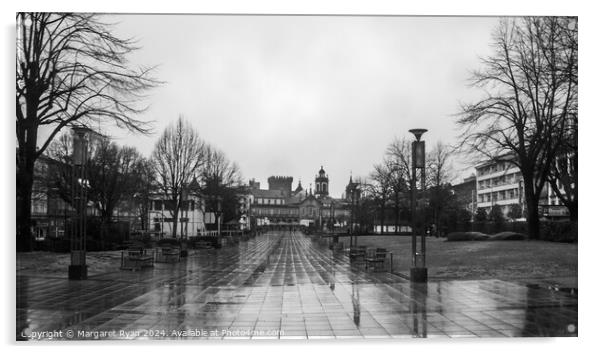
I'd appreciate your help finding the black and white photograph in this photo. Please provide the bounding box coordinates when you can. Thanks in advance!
[9,2,587,346]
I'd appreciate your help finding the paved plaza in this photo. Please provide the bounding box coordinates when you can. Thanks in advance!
[17,232,577,340]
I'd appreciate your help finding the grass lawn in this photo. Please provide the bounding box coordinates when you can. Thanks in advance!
[17,251,124,278]
[345,235,577,288]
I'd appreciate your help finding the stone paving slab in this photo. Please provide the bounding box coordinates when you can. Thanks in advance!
[16,232,577,340]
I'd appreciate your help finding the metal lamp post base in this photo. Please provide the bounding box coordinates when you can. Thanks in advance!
[68,265,88,280]
[410,267,428,283]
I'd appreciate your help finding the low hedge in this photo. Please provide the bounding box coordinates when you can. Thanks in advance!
[540,221,577,243]
[447,220,576,243]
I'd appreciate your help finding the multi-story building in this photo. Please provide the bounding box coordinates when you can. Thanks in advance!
[475,155,525,217]
[474,154,570,219]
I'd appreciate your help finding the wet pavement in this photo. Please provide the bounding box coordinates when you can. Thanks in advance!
[16,231,577,340]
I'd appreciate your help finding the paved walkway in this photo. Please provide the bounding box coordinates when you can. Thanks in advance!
[16,232,577,340]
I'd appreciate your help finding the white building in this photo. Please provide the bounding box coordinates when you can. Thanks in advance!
[148,193,209,238]
[475,154,570,219]
[475,155,524,216]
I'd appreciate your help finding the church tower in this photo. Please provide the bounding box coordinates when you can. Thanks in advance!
[315,166,329,198]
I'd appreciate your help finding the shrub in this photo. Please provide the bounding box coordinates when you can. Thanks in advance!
[540,221,577,243]
[489,205,505,225]
[508,204,523,220]
[447,232,490,241]
[490,231,527,241]
[475,208,488,222]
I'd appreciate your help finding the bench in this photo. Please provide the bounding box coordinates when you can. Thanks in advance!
[365,248,388,272]
[194,240,213,249]
[120,248,154,270]
[349,245,367,263]
[155,247,181,263]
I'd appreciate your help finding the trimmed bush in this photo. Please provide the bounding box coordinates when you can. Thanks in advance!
[490,231,527,241]
[447,232,490,241]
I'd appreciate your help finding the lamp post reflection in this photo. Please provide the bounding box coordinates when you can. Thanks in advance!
[410,282,428,338]
[352,275,361,327]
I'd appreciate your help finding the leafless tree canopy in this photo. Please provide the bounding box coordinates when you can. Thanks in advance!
[16,13,159,157]
[16,13,159,249]
[456,17,578,234]
[151,117,207,238]
[426,141,453,188]
[47,133,145,224]
[201,146,243,190]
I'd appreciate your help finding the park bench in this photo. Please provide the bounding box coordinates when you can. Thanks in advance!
[155,247,181,263]
[349,245,367,263]
[194,240,213,249]
[120,247,154,271]
[365,248,388,272]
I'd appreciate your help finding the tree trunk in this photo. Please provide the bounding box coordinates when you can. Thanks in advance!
[380,201,385,234]
[394,193,400,234]
[171,206,179,238]
[568,202,577,222]
[16,166,34,252]
[523,179,541,240]
[16,128,37,252]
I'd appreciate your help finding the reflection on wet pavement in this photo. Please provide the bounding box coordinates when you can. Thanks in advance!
[16,231,577,340]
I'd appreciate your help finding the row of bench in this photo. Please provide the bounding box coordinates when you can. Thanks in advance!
[349,246,389,272]
[119,247,183,271]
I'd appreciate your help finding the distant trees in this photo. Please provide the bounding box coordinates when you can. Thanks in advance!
[508,203,524,221]
[475,208,488,222]
[385,138,412,233]
[16,13,158,250]
[198,146,244,229]
[47,133,145,223]
[366,137,457,235]
[130,158,156,231]
[426,141,454,235]
[489,205,505,226]
[151,117,207,239]
[457,17,578,238]
[367,162,393,233]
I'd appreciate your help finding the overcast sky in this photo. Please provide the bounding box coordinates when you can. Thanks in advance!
[84,15,499,197]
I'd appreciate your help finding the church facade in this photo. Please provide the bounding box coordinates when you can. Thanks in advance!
[248,166,354,230]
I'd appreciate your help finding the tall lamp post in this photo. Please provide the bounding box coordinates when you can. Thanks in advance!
[409,128,428,283]
[69,127,91,280]
[350,183,360,247]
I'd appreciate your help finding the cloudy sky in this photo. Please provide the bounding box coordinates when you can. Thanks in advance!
[95,15,499,197]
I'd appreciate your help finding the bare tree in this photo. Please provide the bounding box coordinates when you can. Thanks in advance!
[545,19,578,221]
[16,13,159,250]
[426,141,454,236]
[386,137,413,233]
[368,163,393,234]
[456,17,577,239]
[198,146,244,226]
[152,117,206,239]
[47,133,144,226]
[130,158,156,231]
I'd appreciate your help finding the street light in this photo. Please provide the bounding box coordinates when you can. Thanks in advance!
[409,128,428,283]
[69,126,91,280]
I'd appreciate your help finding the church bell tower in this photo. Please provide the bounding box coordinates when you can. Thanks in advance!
[315,166,329,198]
